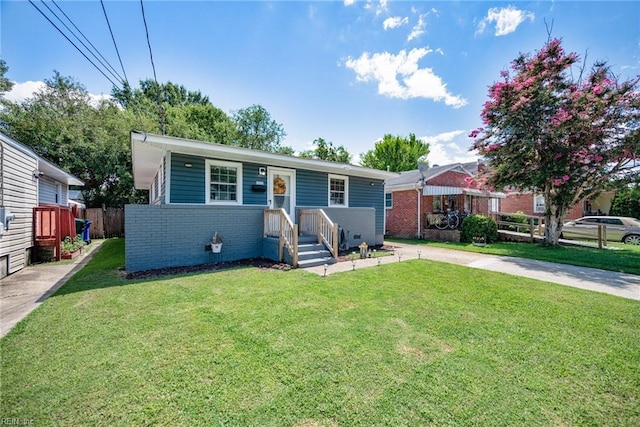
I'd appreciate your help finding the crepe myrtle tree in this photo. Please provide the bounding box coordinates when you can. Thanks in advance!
[469,38,640,245]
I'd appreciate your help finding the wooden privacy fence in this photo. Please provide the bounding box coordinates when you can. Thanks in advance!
[85,207,125,239]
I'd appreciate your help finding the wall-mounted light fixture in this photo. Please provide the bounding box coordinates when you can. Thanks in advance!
[370,182,375,186]
[33,170,44,179]
[184,163,193,168]
[259,167,266,176]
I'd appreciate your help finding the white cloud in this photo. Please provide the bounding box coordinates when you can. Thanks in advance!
[476,6,534,36]
[344,48,467,108]
[3,80,112,107]
[2,80,46,103]
[420,130,478,166]
[364,0,388,16]
[344,0,356,6]
[407,14,427,41]
[383,16,409,30]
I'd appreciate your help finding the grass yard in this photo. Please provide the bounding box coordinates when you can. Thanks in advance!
[387,238,640,275]
[1,239,639,426]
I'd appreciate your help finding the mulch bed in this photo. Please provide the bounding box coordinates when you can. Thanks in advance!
[125,258,291,280]
[125,245,397,280]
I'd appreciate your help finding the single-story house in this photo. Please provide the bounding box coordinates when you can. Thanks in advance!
[126,131,398,272]
[0,132,84,277]
[384,162,505,238]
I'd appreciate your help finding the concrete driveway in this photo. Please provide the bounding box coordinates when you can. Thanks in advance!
[0,240,104,338]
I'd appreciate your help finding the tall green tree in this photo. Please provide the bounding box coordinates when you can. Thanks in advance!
[232,104,288,152]
[0,59,13,95]
[360,133,429,172]
[299,137,352,163]
[0,72,150,207]
[111,79,234,143]
[610,186,640,218]
[111,79,210,109]
[471,39,640,245]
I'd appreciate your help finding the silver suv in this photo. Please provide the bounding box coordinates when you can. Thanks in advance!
[561,216,640,245]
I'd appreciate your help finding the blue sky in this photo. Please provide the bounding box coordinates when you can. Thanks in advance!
[1,1,639,165]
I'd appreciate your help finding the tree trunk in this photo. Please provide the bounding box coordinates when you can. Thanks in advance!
[544,212,564,245]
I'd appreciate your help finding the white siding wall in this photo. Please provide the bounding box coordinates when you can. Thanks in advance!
[0,140,38,275]
[38,176,68,205]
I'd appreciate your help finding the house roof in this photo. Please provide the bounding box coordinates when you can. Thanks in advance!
[385,162,476,191]
[131,131,399,189]
[384,161,505,198]
[0,132,84,186]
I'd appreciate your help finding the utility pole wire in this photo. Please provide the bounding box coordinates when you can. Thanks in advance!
[39,0,124,85]
[50,0,124,85]
[139,0,165,134]
[100,0,129,85]
[28,0,121,89]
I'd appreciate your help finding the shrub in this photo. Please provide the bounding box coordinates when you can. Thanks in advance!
[61,235,86,255]
[461,215,499,243]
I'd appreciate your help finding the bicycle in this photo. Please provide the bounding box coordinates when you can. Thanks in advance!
[434,211,461,230]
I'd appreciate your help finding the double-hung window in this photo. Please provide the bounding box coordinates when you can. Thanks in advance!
[534,194,545,214]
[329,174,348,207]
[385,193,393,209]
[206,160,242,204]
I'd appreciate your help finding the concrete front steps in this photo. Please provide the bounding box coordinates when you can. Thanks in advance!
[296,234,337,268]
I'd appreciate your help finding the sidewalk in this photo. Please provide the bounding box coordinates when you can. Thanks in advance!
[304,241,640,301]
[0,240,104,338]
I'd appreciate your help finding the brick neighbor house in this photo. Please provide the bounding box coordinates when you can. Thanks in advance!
[384,162,505,238]
[499,190,616,220]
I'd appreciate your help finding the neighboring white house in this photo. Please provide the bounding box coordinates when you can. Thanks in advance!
[0,133,83,277]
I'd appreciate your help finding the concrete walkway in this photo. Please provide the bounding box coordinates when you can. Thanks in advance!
[304,241,640,301]
[0,240,104,338]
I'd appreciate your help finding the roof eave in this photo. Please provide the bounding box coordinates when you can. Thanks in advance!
[131,131,399,189]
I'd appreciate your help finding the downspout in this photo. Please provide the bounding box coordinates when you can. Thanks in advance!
[417,186,421,238]
[415,184,421,239]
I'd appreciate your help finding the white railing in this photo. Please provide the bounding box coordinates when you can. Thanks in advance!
[264,209,298,266]
[299,209,338,258]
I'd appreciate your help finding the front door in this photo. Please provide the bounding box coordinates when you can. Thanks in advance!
[268,168,295,216]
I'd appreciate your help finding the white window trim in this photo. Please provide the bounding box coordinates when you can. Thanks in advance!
[489,197,500,213]
[533,194,545,214]
[55,183,62,204]
[328,174,349,207]
[205,159,243,205]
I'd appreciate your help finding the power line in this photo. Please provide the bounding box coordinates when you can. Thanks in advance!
[139,0,165,134]
[28,0,121,89]
[50,0,124,85]
[100,0,129,86]
[38,0,124,85]
[139,0,158,85]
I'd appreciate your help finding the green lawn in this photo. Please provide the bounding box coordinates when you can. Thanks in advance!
[2,239,639,425]
[387,238,640,275]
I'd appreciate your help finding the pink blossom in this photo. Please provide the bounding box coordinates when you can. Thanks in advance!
[562,175,570,181]
[554,153,563,160]
[594,154,603,162]
[593,85,603,95]
[486,144,500,152]
[553,179,563,187]
[468,129,482,138]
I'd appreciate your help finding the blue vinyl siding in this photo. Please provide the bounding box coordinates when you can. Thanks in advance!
[171,154,268,205]
[349,176,385,235]
[243,162,268,205]
[170,154,205,203]
[296,169,328,206]
[169,153,383,234]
